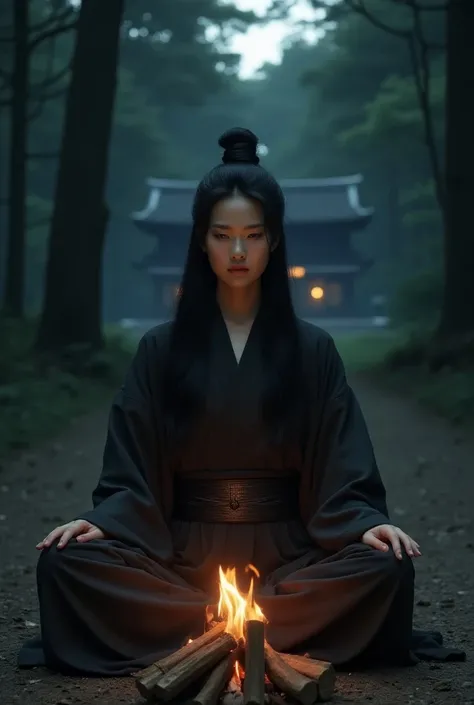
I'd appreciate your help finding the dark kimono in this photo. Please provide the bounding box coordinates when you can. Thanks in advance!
[18,316,465,674]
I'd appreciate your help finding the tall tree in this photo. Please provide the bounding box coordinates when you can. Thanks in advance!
[318,0,474,342]
[1,1,77,317]
[438,0,474,341]
[5,0,28,317]
[37,0,125,352]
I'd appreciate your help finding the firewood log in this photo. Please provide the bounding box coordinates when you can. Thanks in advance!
[264,642,318,705]
[243,620,265,705]
[192,652,237,705]
[135,621,227,700]
[279,654,335,702]
[152,632,237,702]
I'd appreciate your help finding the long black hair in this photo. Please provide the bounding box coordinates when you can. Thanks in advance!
[163,127,304,446]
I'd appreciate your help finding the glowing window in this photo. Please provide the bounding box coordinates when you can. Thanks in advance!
[308,282,343,306]
[310,286,324,300]
[289,266,306,279]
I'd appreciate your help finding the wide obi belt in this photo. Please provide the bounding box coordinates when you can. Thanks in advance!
[172,469,300,524]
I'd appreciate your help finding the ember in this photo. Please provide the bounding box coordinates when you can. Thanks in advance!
[135,565,335,704]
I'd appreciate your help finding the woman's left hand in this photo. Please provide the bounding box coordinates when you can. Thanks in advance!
[362,524,422,560]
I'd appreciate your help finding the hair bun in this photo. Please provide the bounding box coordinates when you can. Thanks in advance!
[218,127,260,166]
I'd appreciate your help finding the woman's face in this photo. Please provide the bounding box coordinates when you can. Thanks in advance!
[205,193,270,289]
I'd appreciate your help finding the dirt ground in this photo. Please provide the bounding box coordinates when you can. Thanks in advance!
[0,377,473,705]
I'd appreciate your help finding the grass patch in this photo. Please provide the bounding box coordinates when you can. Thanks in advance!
[334,329,474,427]
[333,331,399,373]
[0,317,135,460]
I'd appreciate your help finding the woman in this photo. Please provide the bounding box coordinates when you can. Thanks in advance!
[19,128,463,675]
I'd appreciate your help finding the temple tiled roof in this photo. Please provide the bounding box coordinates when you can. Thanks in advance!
[132,176,373,231]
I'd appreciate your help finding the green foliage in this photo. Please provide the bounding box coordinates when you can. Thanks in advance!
[334,52,444,237]
[336,330,474,427]
[413,367,474,424]
[285,0,446,303]
[0,316,134,458]
[333,332,400,373]
[286,1,474,426]
[301,4,416,131]
[400,179,441,227]
[339,71,440,148]
[253,43,321,176]
[115,68,163,132]
[389,269,442,329]
[121,0,258,105]
[338,59,444,167]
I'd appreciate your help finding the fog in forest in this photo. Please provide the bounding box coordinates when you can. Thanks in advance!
[1,0,473,451]
[0,0,454,329]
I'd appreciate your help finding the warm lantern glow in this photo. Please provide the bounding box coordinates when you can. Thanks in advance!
[310,286,324,300]
[217,565,266,642]
[288,266,306,279]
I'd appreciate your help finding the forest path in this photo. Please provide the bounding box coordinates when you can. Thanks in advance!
[0,377,472,705]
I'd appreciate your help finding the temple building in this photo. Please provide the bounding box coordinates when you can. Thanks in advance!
[131,175,374,319]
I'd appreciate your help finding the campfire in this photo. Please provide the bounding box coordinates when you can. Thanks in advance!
[135,564,335,704]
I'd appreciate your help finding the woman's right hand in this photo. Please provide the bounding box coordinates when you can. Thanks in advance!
[36,519,105,550]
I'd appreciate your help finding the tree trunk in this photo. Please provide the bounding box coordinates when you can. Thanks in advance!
[4,0,28,317]
[36,0,124,352]
[436,0,474,340]
[386,161,403,284]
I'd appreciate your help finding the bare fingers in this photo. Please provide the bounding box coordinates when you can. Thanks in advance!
[385,527,403,559]
[397,528,422,558]
[36,520,88,550]
[56,526,79,549]
[363,525,422,561]
[36,525,69,550]
[363,533,390,553]
[76,527,103,543]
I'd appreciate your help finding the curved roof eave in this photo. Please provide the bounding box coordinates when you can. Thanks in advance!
[347,183,374,218]
[145,174,365,191]
[131,176,374,228]
[131,186,161,222]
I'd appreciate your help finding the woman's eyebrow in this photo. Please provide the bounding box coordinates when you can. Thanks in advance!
[211,222,264,229]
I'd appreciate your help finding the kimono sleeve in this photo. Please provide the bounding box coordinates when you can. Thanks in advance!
[305,333,390,552]
[77,332,173,562]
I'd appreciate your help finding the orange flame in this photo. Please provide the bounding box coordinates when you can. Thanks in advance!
[217,564,266,642]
